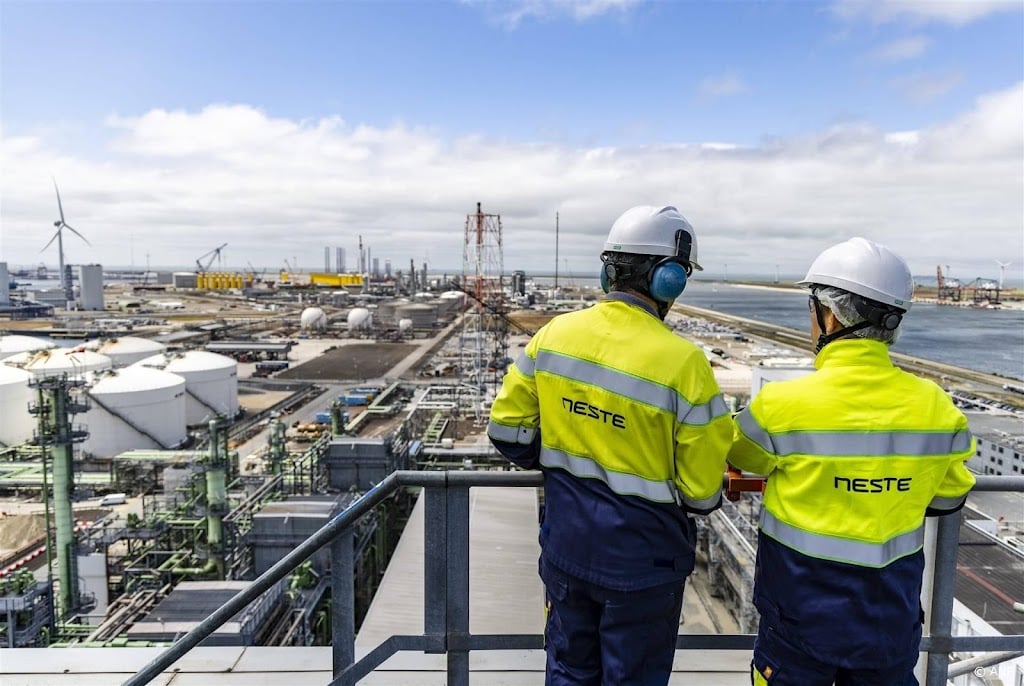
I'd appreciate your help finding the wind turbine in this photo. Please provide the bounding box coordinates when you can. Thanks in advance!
[995,260,1011,289]
[43,178,91,301]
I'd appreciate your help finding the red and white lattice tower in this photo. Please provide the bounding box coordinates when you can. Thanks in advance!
[460,202,507,395]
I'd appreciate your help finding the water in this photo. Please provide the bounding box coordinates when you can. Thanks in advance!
[678,281,1024,381]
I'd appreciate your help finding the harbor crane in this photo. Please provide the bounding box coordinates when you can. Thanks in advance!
[196,243,228,272]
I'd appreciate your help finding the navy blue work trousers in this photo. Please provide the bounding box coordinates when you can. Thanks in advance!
[752,615,919,686]
[540,560,685,686]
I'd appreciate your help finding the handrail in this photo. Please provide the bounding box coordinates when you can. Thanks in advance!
[123,472,1024,686]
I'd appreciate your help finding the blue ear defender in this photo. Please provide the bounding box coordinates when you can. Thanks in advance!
[648,259,688,302]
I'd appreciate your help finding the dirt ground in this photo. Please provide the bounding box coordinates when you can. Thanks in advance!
[276,342,419,381]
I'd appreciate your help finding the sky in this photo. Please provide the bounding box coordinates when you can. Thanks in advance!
[1,0,1022,285]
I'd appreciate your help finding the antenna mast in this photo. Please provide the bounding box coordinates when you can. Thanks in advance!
[555,212,559,289]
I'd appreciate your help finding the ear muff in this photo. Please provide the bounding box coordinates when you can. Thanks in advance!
[600,262,620,293]
[648,259,688,302]
[852,297,904,331]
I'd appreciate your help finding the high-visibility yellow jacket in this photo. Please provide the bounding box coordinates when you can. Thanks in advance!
[488,292,732,589]
[728,337,975,667]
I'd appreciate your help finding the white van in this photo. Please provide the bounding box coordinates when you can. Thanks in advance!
[99,493,127,506]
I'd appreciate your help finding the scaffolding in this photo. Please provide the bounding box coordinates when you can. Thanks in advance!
[459,203,507,403]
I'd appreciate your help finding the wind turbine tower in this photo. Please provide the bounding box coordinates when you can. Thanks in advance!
[44,179,91,303]
[996,260,1011,289]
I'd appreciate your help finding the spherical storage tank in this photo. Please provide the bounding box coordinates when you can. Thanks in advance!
[398,318,414,334]
[0,365,35,446]
[0,335,56,361]
[134,351,238,425]
[89,336,167,367]
[300,307,327,331]
[9,348,113,378]
[347,308,373,332]
[82,367,187,458]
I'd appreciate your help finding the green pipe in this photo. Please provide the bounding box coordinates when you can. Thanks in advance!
[205,419,227,579]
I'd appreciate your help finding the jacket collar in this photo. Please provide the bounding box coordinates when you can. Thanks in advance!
[814,338,894,371]
[603,290,660,319]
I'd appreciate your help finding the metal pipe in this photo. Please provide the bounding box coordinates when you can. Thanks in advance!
[331,530,354,677]
[924,512,961,686]
[124,471,401,686]
[947,651,1024,679]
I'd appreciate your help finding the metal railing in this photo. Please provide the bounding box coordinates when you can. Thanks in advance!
[124,472,1024,686]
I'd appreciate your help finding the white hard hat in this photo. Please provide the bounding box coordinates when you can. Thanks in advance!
[797,237,913,310]
[604,205,702,271]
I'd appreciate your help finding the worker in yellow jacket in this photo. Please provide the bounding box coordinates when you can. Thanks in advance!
[488,206,732,685]
[728,237,975,686]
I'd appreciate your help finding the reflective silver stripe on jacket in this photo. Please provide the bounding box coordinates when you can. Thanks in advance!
[681,490,722,512]
[928,494,967,511]
[738,411,972,457]
[540,446,676,503]
[514,351,535,377]
[760,509,924,567]
[487,421,536,445]
[534,350,729,425]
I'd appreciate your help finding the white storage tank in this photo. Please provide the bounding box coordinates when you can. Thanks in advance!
[0,335,56,361]
[134,350,238,425]
[89,337,167,367]
[9,348,113,378]
[77,264,104,310]
[300,307,327,331]
[395,303,438,329]
[375,301,401,324]
[398,318,414,333]
[82,367,187,457]
[0,365,35,447]
[347,308,373,332]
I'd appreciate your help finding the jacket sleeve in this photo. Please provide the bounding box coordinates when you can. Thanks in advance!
[487,340,541,470]
[727,395,779,477]
[674,366,733,515]
[926,422,976,517]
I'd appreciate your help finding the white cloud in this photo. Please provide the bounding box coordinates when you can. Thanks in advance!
[463,0,641,28]
[890,70,965,104]
[833,0,1022,26]
[697,73,749,103]
[1,84,1021,280]
[868,35,930,62]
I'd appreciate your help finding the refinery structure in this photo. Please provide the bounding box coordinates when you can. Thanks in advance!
[1,204,1023,684]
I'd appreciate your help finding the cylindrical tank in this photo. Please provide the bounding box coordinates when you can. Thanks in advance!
[89,336,167,367]
[300,307,327,331]
[347,307,373,331]
[398,318,414,333]
[395,303,438,329]
[9,348,113,378]
[82,367,187,457]
[375,301,400,324]
[0,365,35,446]
[134,350,238,425]
[0,335,56,361]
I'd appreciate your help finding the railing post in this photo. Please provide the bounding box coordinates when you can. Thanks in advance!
[925,512,961,686]
[332,529,355,681]
[446,483,470,686]
[424,481,447,653]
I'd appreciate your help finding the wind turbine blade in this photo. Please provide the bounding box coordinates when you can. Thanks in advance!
[52,177,66,224]
[41,230,60,253]
[63,223,92,246]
